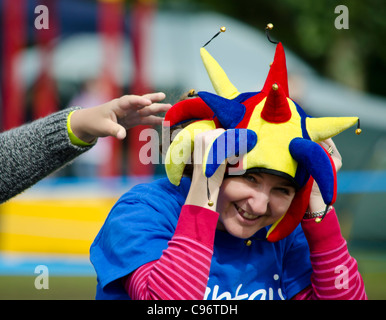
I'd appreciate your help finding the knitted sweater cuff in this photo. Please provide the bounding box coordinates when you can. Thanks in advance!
[0,107,93,203]
[41,107,91,152]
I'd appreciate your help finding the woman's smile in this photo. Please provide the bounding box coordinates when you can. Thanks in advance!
[234,203,262,222]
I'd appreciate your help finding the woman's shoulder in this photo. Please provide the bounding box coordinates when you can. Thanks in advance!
[115,176,191,209]
[93,177,192,246]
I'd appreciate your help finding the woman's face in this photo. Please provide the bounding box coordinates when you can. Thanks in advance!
[216,172,296,239]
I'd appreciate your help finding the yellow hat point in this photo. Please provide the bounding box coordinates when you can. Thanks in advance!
[266,23,274,30]
[306,117,359,142]
[200,47,240,99]
[220,26,226,32]
[272,83,279,91]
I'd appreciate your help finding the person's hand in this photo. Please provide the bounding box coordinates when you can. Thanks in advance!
[70,92,171,143]
[308,138,342,213]
[185,129,227,211]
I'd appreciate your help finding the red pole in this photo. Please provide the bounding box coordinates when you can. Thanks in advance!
[1,0,26,130]
[97,0,124,176]
[33,0,59,120]
[98,0,123,100]
[128,0,157,176]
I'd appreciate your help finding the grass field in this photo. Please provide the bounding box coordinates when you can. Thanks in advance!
[354,250,386,300]
[0,275,96,300]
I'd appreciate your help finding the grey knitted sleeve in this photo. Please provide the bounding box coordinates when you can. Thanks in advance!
[0,107,93,203]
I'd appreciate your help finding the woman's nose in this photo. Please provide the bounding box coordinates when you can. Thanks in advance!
[247,190,270,215]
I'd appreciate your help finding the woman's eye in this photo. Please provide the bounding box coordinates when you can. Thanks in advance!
[275,188,291,195]
[243,174,257,183]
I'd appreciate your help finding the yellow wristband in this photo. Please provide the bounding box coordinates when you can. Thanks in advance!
[67,110,94,147]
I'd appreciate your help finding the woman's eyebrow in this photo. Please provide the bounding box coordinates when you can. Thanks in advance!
[247,172,295,189]
[277,181,296,189]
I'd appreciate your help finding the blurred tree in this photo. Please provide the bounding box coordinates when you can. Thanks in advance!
[155,0,385,98]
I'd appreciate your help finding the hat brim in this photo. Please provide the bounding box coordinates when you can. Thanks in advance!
[225,167,300,190]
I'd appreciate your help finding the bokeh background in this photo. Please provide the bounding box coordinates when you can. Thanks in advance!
[0,0,385,299]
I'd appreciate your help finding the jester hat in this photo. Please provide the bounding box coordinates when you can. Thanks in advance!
[163,31,359,242]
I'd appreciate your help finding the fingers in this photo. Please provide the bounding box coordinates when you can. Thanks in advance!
[117,95,152,110]
[320,138,342,172]
[80,92,170,141]
[116,93,171,117]
[320,138,338,153]
[137,115,165,126]
[137,103,171,117]
[136,92,171,116]
[115,124,127,140]
[142,92,166,103]
[192,129,227,189]
[118,92,168,110]
[102,120,127,140]
[138,103,171,117]
[112,92,171,130]
[194,129,225,161]
[193,129,226,176]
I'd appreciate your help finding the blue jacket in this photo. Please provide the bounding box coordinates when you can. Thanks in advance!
[90,177,312,300]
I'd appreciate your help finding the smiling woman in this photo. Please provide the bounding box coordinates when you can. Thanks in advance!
[90,29,366,300]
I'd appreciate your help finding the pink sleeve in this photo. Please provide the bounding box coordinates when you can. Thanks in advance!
[124,204,219,300]
[292,208,367,300]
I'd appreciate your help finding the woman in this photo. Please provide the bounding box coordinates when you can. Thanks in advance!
[90,41,366,300]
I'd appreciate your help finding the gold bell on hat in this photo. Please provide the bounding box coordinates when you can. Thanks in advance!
[355,119,362,135]
[203,26,227,48]
[188,89,196,97]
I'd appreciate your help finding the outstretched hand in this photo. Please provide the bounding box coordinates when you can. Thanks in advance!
[70,92,172,143]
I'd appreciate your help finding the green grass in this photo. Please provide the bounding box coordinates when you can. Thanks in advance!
[361,272,386,299]
[0,276,96,300]
[354,250,386,300]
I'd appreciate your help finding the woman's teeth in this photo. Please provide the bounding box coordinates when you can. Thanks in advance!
[236,205,259,220]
